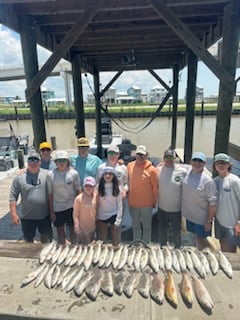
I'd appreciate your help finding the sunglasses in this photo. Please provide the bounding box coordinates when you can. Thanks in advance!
[136,153,145,157]
[56,159,67,163]
[108,151,118,156]
[192,158,204,163]
[78,146,89,149]
[28,158,40,163]
[164,156,174,160]
[41,148,51,152]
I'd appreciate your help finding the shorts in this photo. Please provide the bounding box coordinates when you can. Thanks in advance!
[98,215,117,225]
[186,219,211,238]
[215,219,240,247]
[21,216,52,242]
[54,208,74,227]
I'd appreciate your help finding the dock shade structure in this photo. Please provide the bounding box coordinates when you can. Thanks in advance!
[0,0,239,157]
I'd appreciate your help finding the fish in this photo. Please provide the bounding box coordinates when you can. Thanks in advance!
[85,269,104,301]
[98,244,109,268]
[51,264,61,288]
[92,241,102,264]
[149,247,160,273]
[112,245,123,269]
[198,251,210,274]
[21,263,48,287]
[154,246,165,271]
[69,245,82,267]
[164,271,178,308]
[179,271,194,306]
[218,250,233,279]
[39,241,57,264]
[45,241,58,262]
[150,273,165,305]
[123,271,138,298]
[77,245,88,267]
[105,246,114,268]
[51,245,63,265]
[114,271,126,295]
[61,268,79,291]
[204,247,219,275]
[34,264,50,288]
[140,248,149,271]
[44,264,57,289]
[65,267,84,293]
[64,245,78,267]
[118,245,129,270]
[57,244,70,265]
[127,246,136,268]
[133,247,142,271]
[188,248,206,279]
[74,271,93,297]
[137,272,151,299]
[101,270,114,296]
[175,249,187,272]
[56,266,71,287]
[183,250,194,271]
[171,250,181,273]
[83,244,94,271]
[192,275,214,310]
[163,247,172,271]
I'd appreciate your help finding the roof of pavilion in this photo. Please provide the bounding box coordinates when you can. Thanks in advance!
[0,0,232,74]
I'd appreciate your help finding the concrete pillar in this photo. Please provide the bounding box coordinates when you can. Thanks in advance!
[184,50,198,163]
[19,15,46,149]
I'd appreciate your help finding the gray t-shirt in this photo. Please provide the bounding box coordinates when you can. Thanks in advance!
[182,170,217,225]
[9,168,49,220]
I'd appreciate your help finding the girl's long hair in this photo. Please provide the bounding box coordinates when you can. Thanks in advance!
[98,174,120,197]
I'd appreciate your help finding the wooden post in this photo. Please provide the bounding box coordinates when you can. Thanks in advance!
[71,53,85,138]
[93,69,103,159]
[171,64,179,149]
[17,149,24,169]
[184,50,198,163]
[50,136,57,150]
[19,15,46,149]
[214,0,240,155]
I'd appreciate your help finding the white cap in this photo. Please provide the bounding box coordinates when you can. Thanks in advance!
[136,145,147,155]
[54,150,69,161]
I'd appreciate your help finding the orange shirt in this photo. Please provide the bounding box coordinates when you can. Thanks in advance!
[127,160,158,208]
[73,192,97,234]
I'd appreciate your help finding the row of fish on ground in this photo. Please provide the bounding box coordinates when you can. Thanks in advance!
[34,240,233,279]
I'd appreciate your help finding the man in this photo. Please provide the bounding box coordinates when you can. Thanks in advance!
[157,148,187,248]
[213,153,240,252]
[9,150,52,243]
[39,141,56,170]
[127,145,158,243]
[181,151,217,250]
[70,137,102,185]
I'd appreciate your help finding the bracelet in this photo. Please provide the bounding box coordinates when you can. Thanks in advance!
[207,219,213,224]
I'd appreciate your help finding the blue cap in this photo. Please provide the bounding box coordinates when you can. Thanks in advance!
[191,152,206,162]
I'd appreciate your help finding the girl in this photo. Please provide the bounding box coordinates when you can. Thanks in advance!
[97,166,122,246]
[73,176,97,244]
[47,150,81,244]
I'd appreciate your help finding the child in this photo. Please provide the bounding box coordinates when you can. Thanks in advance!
[97,166,122,246]
[73,176,97,244]
[46,150,81,244]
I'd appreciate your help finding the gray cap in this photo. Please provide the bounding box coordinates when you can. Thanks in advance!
[164,149,176,158]
[28,150,41,160]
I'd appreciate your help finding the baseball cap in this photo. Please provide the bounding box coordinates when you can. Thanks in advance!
[191,151,206,162]
[136,145,147,155]
[54,150,69,161]
[39,141,52,150]
[83,176,96,186]
[77,137,89,147]
[102,166,117,176]
[164,148,176,158]
[107,145,119,153]
[214,153,230,163]
[28,150,41,160]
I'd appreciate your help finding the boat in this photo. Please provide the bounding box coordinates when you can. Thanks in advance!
[89,117,136,163]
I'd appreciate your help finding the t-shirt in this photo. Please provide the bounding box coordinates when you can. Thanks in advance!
[9,168,49,220]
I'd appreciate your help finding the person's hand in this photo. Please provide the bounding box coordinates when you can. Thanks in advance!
[50,212,56,222]
[204,221,212,232]
[234,221,240,236]
[11,213,20,225]
[17,168,26,175]
[121,189,127,199]
[113,224,120,231]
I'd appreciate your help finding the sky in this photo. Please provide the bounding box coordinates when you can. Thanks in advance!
[0,24,239,101]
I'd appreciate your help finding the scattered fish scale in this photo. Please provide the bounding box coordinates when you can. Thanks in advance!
[164,271,178,308]
[163,247,172,271]
[74,271,93,297]
[114,271,126,295]
[218,250,233,279]
[101,270,114,296]
[179,271,194,306]
[192,275,214,310]
[137,272,151,299]
[85,269,104,301]
[150,273,165,305]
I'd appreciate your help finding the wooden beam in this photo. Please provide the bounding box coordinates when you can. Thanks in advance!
[100,71,123,97]
[25,0,106,101]
[148,69,170,90]
[147,0,235,94]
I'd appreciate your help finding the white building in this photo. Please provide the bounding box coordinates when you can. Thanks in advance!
[149,85,166,104]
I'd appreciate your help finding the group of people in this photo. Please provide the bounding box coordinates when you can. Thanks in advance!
[9,137,240,253]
